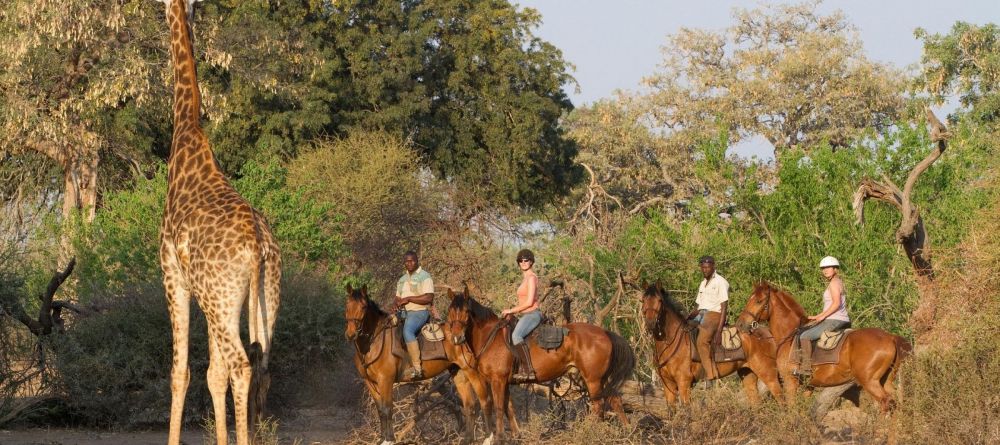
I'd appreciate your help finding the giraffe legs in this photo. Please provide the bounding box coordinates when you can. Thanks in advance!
[165,275,191,445]
[206,295,254,445]
[207,336,230,445]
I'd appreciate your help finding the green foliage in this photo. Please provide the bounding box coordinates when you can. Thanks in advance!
[233,158,343,265]
[73,166,167,298]
[287,131,430,281]
[72,159,342,298]
[551,120,992,341]
[916,22,1000,124]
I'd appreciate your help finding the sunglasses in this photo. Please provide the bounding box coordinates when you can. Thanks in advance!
[518,258,532,263]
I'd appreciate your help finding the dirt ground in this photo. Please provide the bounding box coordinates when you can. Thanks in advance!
[0,408,358,445]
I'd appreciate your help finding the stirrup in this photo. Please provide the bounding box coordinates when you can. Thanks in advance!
[511,371,535,383]
[406,367,424,379]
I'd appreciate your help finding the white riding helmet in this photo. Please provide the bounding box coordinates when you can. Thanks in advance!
[819,256,840,268]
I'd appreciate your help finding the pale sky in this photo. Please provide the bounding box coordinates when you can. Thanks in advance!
[516,0,1000,159]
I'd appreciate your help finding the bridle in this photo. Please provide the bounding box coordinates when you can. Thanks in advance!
[743,288,773,332]
[644,292,690,368]
[447,302,507,368]
[346,299,390,371]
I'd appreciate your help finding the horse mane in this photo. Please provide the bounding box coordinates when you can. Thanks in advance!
[348,287,387,318]
[644,284,687,320]
[756,281,807,320]
[450,291,498,321]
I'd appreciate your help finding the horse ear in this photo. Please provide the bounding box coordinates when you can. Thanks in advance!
[463,283,470,297]
[447,288,455,300]
[641,279,649,291]
[345,284,353,298]
[360,284,368,297]
[655,280,663,293]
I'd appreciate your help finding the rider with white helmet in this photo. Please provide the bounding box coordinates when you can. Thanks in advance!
[794,256,851,376]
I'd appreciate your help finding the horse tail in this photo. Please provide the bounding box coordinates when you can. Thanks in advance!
[596,331,635,400]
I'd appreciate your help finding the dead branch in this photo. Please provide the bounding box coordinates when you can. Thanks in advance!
[0,258,76,336]
[852,108,946,280]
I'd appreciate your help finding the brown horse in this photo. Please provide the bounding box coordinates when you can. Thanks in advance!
[444,287,635,441]
[735,282,911,412]
[640,283,784,405]
[345,285,490,445]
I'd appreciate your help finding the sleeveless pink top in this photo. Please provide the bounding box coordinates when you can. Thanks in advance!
[822,281,850,322]
[517,273,539,312]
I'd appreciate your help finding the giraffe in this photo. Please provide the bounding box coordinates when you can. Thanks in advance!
[157,1,281,445]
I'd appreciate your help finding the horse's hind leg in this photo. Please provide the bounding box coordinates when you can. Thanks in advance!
[860,377,894,414]
[609,395,629,424]
[583,376,607,419]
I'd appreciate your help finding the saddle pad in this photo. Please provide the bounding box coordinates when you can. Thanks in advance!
[421,322,446,342]
[689,327,746,363]
[719,326,742,350]
[532,325,568,350]
[812,329,852,366]
[817,329,848,350]
[390,325,448,362]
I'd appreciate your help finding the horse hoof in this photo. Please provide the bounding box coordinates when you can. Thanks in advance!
[482,433,494,445]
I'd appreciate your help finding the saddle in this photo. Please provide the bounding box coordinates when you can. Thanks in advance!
[389,322,448,362]
[506,314,568,351]
[689,325,746,363]
[792,327,852,366]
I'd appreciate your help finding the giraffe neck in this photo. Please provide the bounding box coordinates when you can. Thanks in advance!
[166,0,202,137]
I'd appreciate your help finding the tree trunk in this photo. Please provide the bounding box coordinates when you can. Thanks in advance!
[57,147,99,269]
[852,108,948,343]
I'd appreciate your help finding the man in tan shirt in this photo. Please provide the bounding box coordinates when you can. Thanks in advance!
[689,255,729,382]
[395,251,435,379]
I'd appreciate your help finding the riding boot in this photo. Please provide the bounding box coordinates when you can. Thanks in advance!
[406,341,424,380]
[511,343,535,383]
[798,340,814,377]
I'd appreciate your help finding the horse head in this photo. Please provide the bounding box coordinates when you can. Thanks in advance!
[736,281,774,332]
[445,285,473,345]
[640,280,665,336]
[344,284,370,340]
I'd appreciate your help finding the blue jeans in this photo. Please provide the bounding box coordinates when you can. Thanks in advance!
[402,309,430,343]
[799,319,849,343]
[512,310,542,345]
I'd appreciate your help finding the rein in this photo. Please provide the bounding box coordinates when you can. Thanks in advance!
[653,319,687,367]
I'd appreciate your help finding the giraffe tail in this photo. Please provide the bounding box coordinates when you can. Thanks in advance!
[247,235,271,433]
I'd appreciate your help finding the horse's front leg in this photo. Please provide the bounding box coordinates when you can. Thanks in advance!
[737,368,762,405]
[373,378,395,445]
[489,377,508,441]
[452,370,478,445]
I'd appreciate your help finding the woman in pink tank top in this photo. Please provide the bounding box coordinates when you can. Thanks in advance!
[501,249,541,381]
[795,256,851,375]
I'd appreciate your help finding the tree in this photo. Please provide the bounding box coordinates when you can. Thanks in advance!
[563,97,698,221]
[642,1,905,163]
[915,22,1000,125]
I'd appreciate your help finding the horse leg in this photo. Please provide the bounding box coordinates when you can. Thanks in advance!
[375,378,395,445]
[677,372,693,405]
[453,371,477,445]
[466,371,495,438]
[659,370,679,406]
[609,395,628,425]
[737,368,761,405]
[583,376,606,420]
[860,377,894,415]
[489,377,508,441]
[505,396,521,435]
